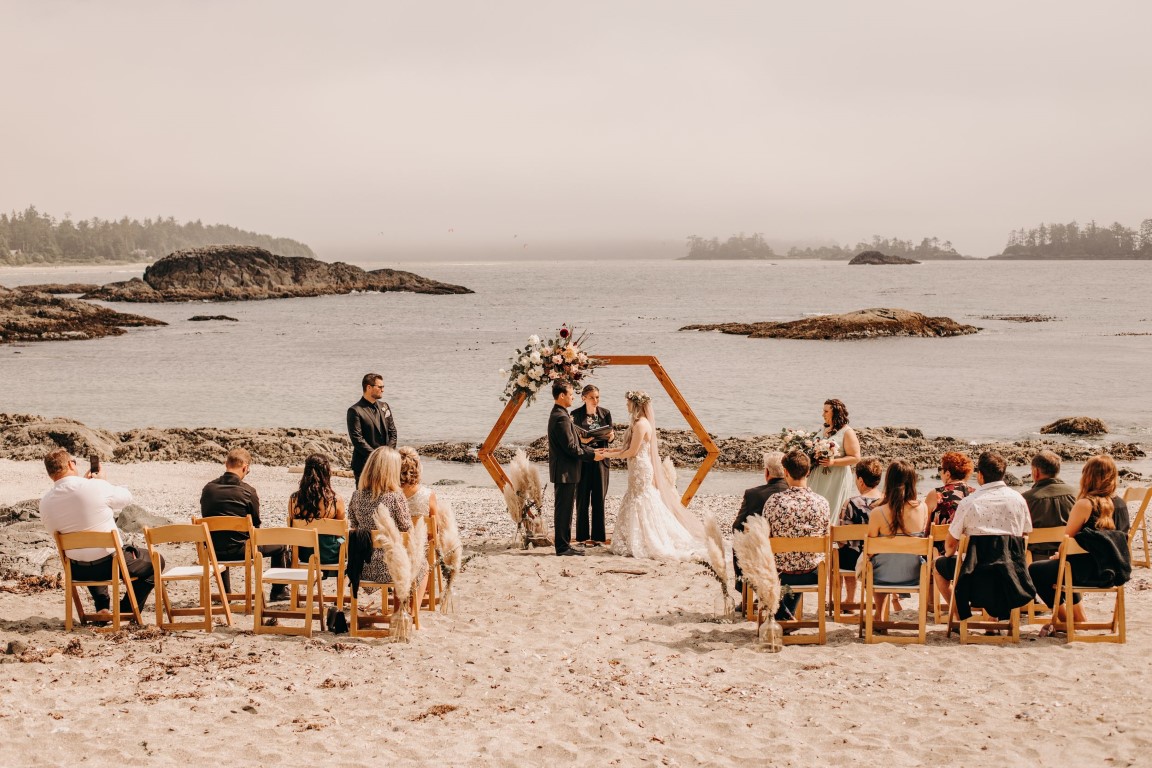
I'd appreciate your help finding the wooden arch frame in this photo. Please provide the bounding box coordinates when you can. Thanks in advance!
[478,355,720,506]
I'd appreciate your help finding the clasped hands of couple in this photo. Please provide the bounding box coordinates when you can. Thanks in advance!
[579,433,617,462]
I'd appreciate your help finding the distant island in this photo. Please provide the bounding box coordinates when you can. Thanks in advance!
[681,233,965,260]
[849,250,919,265]
[991,217,1152,260]
[0,206,314,265]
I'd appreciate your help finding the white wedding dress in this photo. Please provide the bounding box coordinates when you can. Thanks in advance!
[610,432,705,561]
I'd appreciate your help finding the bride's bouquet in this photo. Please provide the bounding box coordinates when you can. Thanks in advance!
[499,325,602,406]
[780,427,839,472]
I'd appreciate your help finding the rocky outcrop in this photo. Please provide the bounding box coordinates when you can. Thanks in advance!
[188,315,239,322]
[1041,417,1109,436]
[81,246,472,302]
[848,250,919,265]
[980,314,1058,323]
[1,413,1143,474]
[0,288,166,344]
[13,283,101,294]
[681,308,979,340]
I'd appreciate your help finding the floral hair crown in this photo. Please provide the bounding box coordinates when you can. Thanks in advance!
[625,390,651,407]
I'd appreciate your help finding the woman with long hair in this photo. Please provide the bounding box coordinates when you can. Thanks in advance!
[864,460,928,622]
[601,390,704,559]
[287,453,345,565]
[807,398,861,527]
[1030,455,1130,637]
[399,446,439,606]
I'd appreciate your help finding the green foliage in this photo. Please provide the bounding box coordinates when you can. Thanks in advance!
[684,233,775,260]
[996,218,1152,259]
[787,235,962,261]
[0,206,314,265]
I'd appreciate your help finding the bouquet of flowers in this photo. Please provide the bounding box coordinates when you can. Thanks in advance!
[499,325,602,406]
[779,427,839,472]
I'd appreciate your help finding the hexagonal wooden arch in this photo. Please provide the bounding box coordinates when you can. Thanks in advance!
[478,355,720,506]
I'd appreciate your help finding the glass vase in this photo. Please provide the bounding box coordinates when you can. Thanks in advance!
[758,614,783,653]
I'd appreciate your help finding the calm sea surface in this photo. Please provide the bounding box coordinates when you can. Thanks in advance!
[2,259,1150,454]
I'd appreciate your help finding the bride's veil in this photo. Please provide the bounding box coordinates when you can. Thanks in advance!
[634,400,704,538]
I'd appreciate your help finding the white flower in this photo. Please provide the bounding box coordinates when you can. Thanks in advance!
[529,351,542,364]
[517,374,529,387]
[519,355,530,367]
[499,369,507,376]
[528,334,541,346]
[531,365,544,379]
[542,346,552,355]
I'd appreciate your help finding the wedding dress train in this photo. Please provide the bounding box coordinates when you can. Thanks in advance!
[610,434,705,561]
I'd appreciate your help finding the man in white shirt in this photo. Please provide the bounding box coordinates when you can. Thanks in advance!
[39,448,161,617]
[932,451,1031,602]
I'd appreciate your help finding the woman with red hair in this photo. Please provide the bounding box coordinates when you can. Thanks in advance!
[924,451,976,537]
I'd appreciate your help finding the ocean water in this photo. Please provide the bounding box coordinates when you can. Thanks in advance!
[2,259,1150,453]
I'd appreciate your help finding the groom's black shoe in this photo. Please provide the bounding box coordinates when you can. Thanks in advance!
[557,548,585,556]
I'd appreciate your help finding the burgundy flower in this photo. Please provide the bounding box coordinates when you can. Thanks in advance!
[559,325,570,339]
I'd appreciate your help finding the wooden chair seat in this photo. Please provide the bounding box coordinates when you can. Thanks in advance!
[861,534,933,644]
[945,535,1025,645]
[55,530,143,632]
[253,527,324,638]
[1052,536,1125,643]
[145,523,232,633]
[762,536,827,646]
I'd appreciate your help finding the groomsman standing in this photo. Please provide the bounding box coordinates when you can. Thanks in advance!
[347,372,397,485]
[571,384,615,546]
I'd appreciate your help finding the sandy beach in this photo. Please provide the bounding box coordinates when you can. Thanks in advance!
[1,459,1150,767]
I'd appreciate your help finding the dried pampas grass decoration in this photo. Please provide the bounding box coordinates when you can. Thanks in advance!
[697,512,733,617]
[373,504,413,643]
[502,449,552,548]
[435,499,463,614]
[730,515,781,618]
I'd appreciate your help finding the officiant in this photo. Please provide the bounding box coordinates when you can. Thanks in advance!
[572,384,615,545]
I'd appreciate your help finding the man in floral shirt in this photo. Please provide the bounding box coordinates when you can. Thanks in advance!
[762,449,830,620]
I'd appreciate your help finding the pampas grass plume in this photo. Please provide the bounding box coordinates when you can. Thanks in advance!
[731,515,781,615]
[703,512,730,599]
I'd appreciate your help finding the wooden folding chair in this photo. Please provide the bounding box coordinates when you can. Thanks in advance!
[928,524,951,623]
[1122,486,1151,569]
[829,524,868,624]
[290,517,349,613]
[192,516,255,615]
[349,530,421,638]
[945,536,1022,645]
[252,527,324,638]
[761,536,827,645]
[1051,536,1126,643]
[54,530,143,632]
[144,523,232,632]
[860,534,933,644]
[1022,527,1066,624]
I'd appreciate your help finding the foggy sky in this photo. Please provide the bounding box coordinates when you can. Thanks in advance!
[2,1,1150,259]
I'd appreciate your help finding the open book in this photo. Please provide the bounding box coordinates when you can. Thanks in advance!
[575,424,614,440]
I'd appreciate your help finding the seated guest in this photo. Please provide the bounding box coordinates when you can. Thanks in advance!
[39,448,162,616]
[200,448,290,603]
[287,453,346,567]
[933,451,1032,606]
[732,451,788,603]
[1022,450,1076,557]
[924,451,976,537]
[762,449,830,621]
[863,459,927,622]
[1029,455,1130,637]
[835,457,884,609]
[399,446,441,606]
[347,447,428,613]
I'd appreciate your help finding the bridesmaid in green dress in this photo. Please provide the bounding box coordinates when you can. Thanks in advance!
[807,398,861,524]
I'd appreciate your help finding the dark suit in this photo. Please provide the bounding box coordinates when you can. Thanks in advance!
[200,471,288,594]
[571,404,612,542]
[548,403,595,554]
[732,477,789,596]
[347,396,397,483]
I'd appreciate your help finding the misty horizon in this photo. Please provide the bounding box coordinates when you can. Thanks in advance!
[3,2,1149,261]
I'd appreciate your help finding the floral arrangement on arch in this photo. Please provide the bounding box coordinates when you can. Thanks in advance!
[499,325,602,405]
[779,427,839,472]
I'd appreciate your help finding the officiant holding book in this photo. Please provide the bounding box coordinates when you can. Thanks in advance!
[572,384,615,545]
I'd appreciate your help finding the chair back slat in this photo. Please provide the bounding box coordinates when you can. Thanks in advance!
[291,518,348,536]
[1060,536,1090,557]
[930,524,950,542]
[57,530,121,550]
[831,524,868,543]
[145,523,210,547]
[1028,526,1067,545]
[193,516,254,534]
[864,535,933,557]
[253,526,319,550]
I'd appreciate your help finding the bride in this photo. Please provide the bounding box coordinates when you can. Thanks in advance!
[601,390,705,560]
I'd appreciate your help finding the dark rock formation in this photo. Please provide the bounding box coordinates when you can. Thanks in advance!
[81,246,472,302]
[681,308,979,340]
[848,250,919,265]
[1041,417,1109,436]
[115,504,171,534]
[188,315,239,322]
[980,314,1058,323]
[0,289,166,344]
[13,283,101,294]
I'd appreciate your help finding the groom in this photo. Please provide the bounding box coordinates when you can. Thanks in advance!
[548,379,602,556]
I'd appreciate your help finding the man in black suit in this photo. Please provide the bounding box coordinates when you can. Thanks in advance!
[732,451,788,602]
[548,379,601,556]
[347,372,397,485]
[570,384,615,546]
